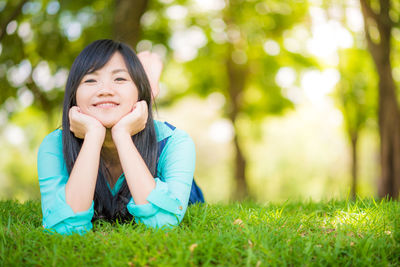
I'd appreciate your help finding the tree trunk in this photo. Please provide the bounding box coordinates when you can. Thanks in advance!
[360,0,400,198]
[350,133,358,200]
[376,64,400,198]
[113,0,149,49]
[232,129,247,200]
[226,49,249,200]
[222,0,250,200]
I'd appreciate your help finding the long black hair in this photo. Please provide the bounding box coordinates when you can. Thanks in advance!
[62,39,158,222]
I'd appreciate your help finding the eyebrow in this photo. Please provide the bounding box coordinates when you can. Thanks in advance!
[88,69,128,75]
[111,69,128,74]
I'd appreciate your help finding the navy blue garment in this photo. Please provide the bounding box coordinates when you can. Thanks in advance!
[157,122,205,205]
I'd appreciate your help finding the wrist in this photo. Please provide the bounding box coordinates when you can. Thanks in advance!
[85,128,106,143]
[111,128,131,144]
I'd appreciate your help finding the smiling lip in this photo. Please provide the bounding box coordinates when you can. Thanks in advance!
[93,101,119,108]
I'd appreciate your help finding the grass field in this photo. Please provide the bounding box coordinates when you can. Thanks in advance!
[0,199,399,266]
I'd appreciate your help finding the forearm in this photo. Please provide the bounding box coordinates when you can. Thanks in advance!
[113,132,156,205]
[65,132,104,213]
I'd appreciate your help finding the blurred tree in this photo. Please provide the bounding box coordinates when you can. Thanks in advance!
[1,0,315,201]
[360,0,400,198]
[336,48,377,199]
[0,0,152,123]
[0,0,28,42]
[139,0,314,199]
[0,0,115,128]
[222,0,312,199]
[113,0,149,47]
[0,0,117,198]
[0,0,154,199]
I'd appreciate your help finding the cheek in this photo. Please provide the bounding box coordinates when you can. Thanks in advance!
[75,88,91,111]
[75,87,84,105]
[128,81,139,98]
[125,87,139,106]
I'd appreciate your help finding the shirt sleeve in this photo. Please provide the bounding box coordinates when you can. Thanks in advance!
[126,128,195,228]
[37,130,94,235]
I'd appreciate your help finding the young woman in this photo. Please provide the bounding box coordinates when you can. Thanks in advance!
[37,39,204,235]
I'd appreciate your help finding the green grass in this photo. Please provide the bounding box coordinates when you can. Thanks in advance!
[0,199,399,266]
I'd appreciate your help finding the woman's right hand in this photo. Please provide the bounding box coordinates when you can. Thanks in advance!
[69,106,106,140]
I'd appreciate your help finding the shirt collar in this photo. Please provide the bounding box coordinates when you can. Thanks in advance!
[154,120,174,142]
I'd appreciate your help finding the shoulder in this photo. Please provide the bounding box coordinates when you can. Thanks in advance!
[155,121,195,165]
[38,129,63,155]
[154,120,194,146]
[156,121,196,175]
[169,127,194,147]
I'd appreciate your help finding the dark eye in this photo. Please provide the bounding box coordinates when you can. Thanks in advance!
[115,77,127,81]
[84,79,96,83]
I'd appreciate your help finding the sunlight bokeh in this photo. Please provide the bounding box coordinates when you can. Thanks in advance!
[0,0,387,202]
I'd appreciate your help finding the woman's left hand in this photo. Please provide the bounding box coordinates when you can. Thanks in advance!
[111,100,148,139]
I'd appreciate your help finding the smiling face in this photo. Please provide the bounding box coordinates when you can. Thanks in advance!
[76,52,138,128]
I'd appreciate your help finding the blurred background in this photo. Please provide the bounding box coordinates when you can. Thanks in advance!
[1,0,400,203]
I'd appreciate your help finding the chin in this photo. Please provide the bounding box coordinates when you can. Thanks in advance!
[93,113,124,129]
[98,119,118,129]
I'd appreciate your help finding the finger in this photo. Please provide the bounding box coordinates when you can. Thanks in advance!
[69,107,76,120]
[141,101,148,115]
[132,102,143,117]
[69,106,79,117]
[139,101,148,123]
[137,101,147,116]
[133,101,144,112]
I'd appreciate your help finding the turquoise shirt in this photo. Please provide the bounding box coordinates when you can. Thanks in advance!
[37,120,196,235]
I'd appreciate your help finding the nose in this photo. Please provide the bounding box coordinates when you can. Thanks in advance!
[96,80,114,96]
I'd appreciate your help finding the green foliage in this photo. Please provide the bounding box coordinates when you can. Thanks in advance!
[143,0,315,119]
[0,0,395,201]
[335,48,378,139]
[1,199,399,266]
[0,0,320,201]
[0,0,115,118]
[0,0,115,200]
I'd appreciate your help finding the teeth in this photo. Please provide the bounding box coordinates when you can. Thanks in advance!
[97,103,117,107]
